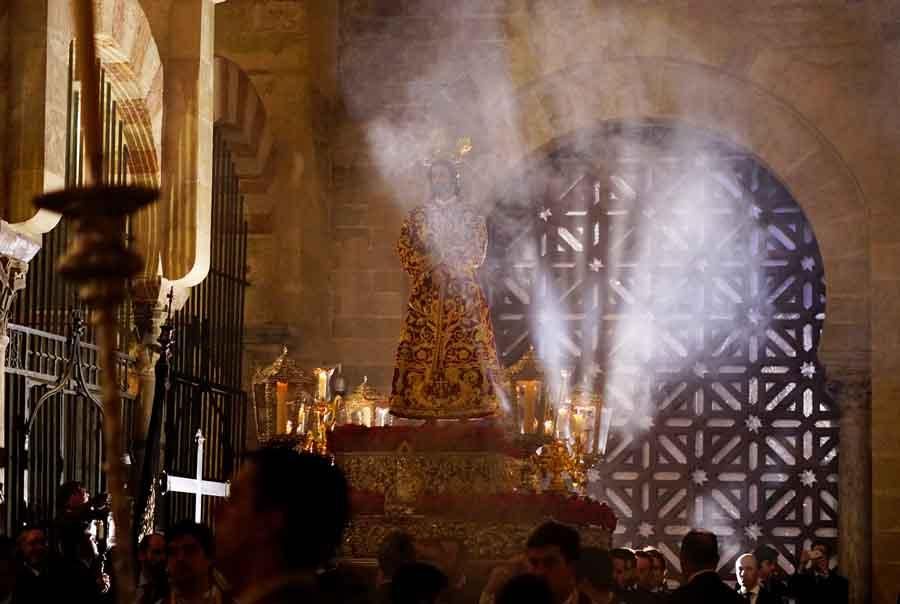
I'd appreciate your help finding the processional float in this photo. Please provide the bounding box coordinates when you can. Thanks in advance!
[255,136,618,573]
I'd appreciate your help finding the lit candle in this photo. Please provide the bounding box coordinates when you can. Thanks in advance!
[557,406,569,439]
[316,369,328,401]
[523,382,538,434]
[377,407,390,427]
[598,406,614,455]
[543,419,554,435]
[298,403,308,434]
[559,369,571,407]
[571,410,586,439]
[275,381,289,434]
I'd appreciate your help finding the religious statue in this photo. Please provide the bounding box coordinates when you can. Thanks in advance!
[390,142,503,419]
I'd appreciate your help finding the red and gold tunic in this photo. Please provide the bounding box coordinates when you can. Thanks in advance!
[390,198,502,419]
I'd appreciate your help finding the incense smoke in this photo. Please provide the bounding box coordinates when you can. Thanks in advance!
[340,0,793,550]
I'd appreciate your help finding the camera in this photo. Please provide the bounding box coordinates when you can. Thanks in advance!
[67,492,111,522]
[85,492,111,520]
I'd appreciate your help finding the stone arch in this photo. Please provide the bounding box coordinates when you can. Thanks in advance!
[491,58,867,366]
[92,0,163,189]
[92,0,164,278]
[213,56,275,192]
[15,0,164,278]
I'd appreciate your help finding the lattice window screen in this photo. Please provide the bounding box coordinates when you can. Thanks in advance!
[484,121,838,577]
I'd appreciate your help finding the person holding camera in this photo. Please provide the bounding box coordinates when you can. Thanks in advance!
[788,542,848,604]
[53,481,112,603]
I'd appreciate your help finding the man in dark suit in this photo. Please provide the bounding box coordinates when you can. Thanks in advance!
[667,530,742,604]
[735,553,777,604]
[215,448,350,604]
[576,546,617,604]
[525,521,591,604]
[753,545,789,603]
[374,531,416,604]
[788,542,848,604]
[630,551,663,604]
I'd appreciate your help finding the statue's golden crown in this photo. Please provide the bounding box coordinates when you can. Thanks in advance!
[424,131,473,166]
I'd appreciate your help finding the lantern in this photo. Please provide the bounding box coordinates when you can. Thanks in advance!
[344,376,390,427]
[506,346,548,435]
[569,379,604,451]
[251,346,315,442]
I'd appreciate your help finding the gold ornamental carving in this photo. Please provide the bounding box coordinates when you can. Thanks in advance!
[336,451,521,505]
[341,515,611,561]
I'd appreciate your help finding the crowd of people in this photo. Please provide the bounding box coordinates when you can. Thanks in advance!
[0,449,853,604]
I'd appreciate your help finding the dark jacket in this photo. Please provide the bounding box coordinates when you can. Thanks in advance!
[760,577,790,604]
[667,571,743,604]
[735,584,780,604]
[626,587,666,604]
[789,570,849,604]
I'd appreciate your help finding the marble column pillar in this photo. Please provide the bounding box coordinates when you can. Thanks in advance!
[829,368,872,604]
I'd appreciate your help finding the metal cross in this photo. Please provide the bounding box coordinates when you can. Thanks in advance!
[163,429,230,522]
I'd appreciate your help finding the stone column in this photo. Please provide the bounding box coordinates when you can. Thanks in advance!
[129,279,190,481]
[159,0,216,287]
[130,279,166,480]
[828,368,872,604]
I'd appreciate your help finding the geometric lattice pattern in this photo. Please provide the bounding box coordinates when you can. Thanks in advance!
[483,121,838,578]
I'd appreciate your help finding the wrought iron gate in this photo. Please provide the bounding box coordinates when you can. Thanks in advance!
[2,42,136,533]
[484,120,838,577]
[160,128,248,526]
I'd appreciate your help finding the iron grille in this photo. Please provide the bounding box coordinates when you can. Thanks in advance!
[484,121,838,578]
[160,128,248,527]
[2,41,136,533]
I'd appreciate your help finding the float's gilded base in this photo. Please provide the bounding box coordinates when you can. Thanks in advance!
[328,423,616,564]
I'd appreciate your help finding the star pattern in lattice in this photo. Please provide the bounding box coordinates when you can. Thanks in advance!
[485,122,838,580]
[745,523,763,542]
[745,415,763,434]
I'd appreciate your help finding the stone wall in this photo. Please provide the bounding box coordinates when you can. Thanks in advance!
[869,3,900,602]
[215,0,338,387]
[0,3,8,208]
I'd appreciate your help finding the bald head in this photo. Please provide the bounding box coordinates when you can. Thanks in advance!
[736,553,759,591]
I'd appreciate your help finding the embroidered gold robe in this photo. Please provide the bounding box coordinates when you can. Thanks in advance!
[390,198,502,419]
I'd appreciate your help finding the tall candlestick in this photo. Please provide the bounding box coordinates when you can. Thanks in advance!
[71,1,102,184]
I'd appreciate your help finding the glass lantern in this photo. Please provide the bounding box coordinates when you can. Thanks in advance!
[506,346,549,435]
[343,376,390,427]
[251,346,315,443]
